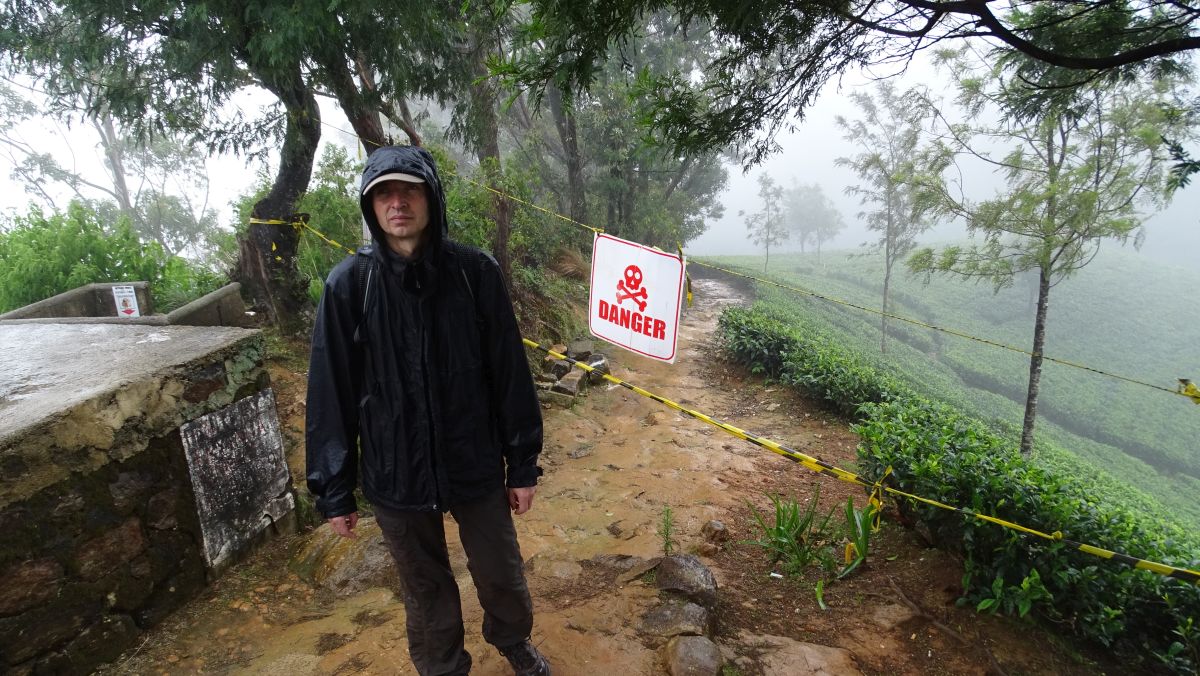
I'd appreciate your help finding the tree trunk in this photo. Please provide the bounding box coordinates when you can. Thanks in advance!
[470,36,511,283]
[548,85,585,224]
[1020,267,1051,455]
[620,159,636,235]
[95,113,133,216]
[318,51,385,154]
[880,189,895,354]
[880,259,892,354]
[607,165,620,234]
[239,66,322,336]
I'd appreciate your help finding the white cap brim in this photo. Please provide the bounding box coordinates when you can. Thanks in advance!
[363,172,425,196]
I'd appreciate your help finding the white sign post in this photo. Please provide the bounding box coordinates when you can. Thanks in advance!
[112,285,141,318]
[588,233,685,363]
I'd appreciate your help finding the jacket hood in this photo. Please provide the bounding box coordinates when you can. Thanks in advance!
[360,145,448,257]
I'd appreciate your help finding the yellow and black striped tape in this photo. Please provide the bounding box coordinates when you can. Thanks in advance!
[525,338,1200,585]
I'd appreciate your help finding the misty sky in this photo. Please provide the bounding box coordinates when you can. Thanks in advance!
[2,52,1198,268]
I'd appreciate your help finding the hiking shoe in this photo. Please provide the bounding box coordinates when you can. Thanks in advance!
[499,640,551,676]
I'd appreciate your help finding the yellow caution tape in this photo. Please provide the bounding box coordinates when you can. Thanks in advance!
[524,338,1200,585]
[250,215,356,256]
[1179,379,1200,404]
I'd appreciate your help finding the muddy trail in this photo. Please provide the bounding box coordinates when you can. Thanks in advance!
[97,270,1113,675]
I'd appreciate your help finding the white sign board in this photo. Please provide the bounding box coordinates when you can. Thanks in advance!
[112,285,141,317]
[589,233,685,363]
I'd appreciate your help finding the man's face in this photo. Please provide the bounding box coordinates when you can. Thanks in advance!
[372,180,430,256]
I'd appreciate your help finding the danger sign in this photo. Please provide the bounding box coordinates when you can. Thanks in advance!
[589,233,685,363]
[112,285,141,317]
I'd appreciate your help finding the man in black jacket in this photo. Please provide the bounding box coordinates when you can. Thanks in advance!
[306,145,550,676]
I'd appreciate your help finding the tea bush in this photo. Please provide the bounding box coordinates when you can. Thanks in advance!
[719,305,1200,673]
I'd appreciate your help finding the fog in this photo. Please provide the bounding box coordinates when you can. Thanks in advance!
[687,60,1200,270]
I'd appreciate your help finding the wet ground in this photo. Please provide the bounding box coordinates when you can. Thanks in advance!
[96,273,1115,675]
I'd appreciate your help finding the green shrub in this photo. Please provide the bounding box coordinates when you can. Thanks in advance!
[0,202,226,314]
[719,304,1200,673]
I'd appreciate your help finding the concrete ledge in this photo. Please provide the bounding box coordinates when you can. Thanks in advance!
[166,283,248,327]
[0,282,153,321]
[0,283,247,328]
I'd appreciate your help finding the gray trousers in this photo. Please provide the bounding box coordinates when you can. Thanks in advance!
[374,489,534,676]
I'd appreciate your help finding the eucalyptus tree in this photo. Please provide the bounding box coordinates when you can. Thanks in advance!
[836,82,947,353]
[1,83,220,257]
[908,53,1192,455]
[499,9,727,249]
[744,174,786,272]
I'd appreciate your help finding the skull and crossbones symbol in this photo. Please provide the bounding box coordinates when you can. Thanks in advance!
[616,264,648,312]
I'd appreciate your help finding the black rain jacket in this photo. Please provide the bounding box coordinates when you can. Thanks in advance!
[305,145,543,518]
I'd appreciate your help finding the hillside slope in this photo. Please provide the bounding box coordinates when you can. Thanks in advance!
[703,249,1200,532]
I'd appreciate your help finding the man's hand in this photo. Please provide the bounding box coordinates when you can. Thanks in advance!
[508,486,537,515]
[329,512,359,538]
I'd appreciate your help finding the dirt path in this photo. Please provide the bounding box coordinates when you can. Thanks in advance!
[98,273,1109,675]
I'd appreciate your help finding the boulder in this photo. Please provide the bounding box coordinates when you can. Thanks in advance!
[734,632,863,676]
[640,600,713,642]
[700,520,729,544]
[567,340,595,360]
[546,359,573,379]
[552,370,587,397]
[664,635,722,676]
[656,555,718,609]
[523,552,582,580]
[75,518,146,581]
[289,517,399,597]
[537,390,576,409]
[584,354,612,384]
[0,558,63,615]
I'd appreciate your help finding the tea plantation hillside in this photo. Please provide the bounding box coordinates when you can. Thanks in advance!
[702,248,1200,531]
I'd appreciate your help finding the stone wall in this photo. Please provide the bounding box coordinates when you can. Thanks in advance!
[0,324,291,674]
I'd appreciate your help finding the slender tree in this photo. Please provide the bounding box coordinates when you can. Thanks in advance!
[836,82,947,353]
[909,54,1190,454]
[1,84,219,257]
[499,10,727,249]
[744,174,786,272]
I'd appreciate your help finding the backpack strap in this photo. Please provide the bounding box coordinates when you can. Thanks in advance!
[445,242,486,330]
[352,246,375,344]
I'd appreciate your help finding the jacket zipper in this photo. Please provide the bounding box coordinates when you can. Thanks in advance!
[415,274,441,511]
